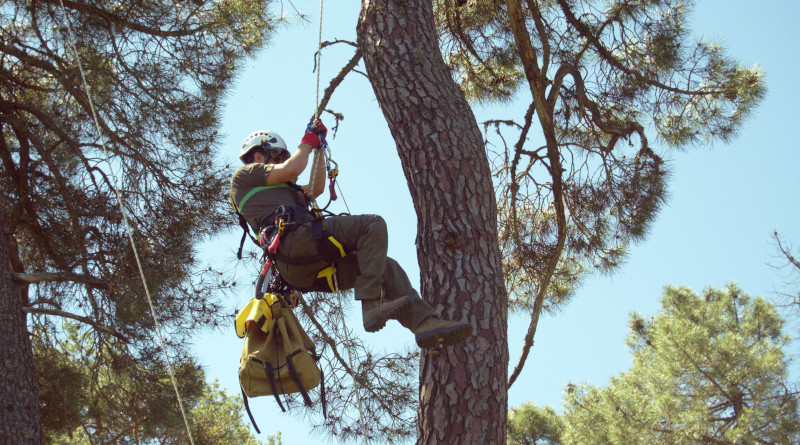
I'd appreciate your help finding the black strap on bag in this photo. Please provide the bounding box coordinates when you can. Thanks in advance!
[286,350,314,407]
[250,357,287,414]
[240,387,261,434]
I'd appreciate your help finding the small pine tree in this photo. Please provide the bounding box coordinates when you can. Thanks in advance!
[562,284,800,444]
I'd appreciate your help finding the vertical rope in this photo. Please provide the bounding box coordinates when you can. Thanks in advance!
[332,273,369,445]
[314,0,324,120]
[313,2,366,442]
[309,0,325,204]
[57,2,195,443]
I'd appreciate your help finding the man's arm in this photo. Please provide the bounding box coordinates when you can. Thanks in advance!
[266,143,315,185]
[301,148,326,199]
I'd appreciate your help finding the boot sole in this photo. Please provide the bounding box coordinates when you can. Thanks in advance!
[415,323,472,348]
[363,295,414,333]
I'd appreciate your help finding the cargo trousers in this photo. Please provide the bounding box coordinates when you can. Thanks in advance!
[275,214,437,330]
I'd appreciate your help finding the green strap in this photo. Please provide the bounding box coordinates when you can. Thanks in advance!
[237,183,289,211]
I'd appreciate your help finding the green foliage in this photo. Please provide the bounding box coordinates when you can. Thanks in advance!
[434,1,764,371]
[561,284,800,444]
[191,381,265,445]
[435,0,524,103]
[266,431,283,445]
[508,402,563,444]
[34,322,263,443]
[0,0,282,440]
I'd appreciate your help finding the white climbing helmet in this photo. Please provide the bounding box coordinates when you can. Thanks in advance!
[239,130,289,163]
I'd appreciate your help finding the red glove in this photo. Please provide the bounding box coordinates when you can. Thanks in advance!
[310,119,327,138]
[300,119,327,149]
[301,131,320,148]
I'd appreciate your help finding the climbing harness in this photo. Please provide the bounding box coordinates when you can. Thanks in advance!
[57,1,195,443]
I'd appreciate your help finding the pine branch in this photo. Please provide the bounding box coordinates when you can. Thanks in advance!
[774,232,800,270]
[552,0,721,97]
[51,0,209,38]
[13,272,110,290]
[297,294,403,418]
[313,48,363,119]
[22,306,128,342]
[505,0,569,389]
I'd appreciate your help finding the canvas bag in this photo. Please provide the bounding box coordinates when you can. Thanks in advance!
[237,294,325,431]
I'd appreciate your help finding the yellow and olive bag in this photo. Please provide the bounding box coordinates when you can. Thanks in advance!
[236,293,325,432]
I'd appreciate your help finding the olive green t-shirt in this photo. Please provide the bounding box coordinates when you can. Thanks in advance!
[229,163,308,230]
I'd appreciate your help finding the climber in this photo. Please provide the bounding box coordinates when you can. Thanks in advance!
[229,120,472,348]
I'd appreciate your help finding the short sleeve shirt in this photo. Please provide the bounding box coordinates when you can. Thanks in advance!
[230,163,307,230]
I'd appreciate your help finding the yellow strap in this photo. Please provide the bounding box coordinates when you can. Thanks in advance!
[316,265,337,292]
[326,235,346,259]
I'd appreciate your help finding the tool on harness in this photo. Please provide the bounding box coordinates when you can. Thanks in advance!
[325,158,339,204]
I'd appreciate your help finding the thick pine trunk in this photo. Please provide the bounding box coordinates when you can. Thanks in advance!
[358,1,508,443]
[0,214,43,444]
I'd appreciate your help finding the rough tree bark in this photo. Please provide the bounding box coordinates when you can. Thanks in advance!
[358,1,509,443]
[1,211,43,444]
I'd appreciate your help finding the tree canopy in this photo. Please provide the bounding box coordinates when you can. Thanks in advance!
[0,0,768,442]
[562,284,800,444]
[354,0,764,441]
[1,0,278,440]
[432,0,764,386]
[35,322,264,443]
[508,401,564,445]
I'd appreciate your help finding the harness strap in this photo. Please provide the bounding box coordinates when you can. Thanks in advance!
[231,184,290,259]
[232,181,308,260]
[235,213,255,260]
[311,218,348,263]
[269,217,350,266]
[238,183,290,211]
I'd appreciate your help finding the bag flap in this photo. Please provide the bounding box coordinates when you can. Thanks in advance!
[235,294,282,338]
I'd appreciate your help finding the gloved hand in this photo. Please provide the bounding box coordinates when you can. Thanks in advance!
[301,119,327,149]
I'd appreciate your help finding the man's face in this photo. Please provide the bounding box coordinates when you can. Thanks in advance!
[266,150,283,164]
[253,148,282,164]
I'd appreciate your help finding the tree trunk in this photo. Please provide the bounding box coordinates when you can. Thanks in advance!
[0,212,43,444]
[358,1,509,443]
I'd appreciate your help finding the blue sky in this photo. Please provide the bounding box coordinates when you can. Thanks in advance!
[195,1,800,442]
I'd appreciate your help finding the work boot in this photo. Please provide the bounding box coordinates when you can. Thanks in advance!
[362,293,413,333]
[413,316,472,348]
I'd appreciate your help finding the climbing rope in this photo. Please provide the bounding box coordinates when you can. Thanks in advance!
[314,0,324,120]
[311,2,368,443]
[57,2,195,443]
[309,0,326,205]
[332,273,369,445]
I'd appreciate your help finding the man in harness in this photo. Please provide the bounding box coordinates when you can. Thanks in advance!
[230,120,472,348]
